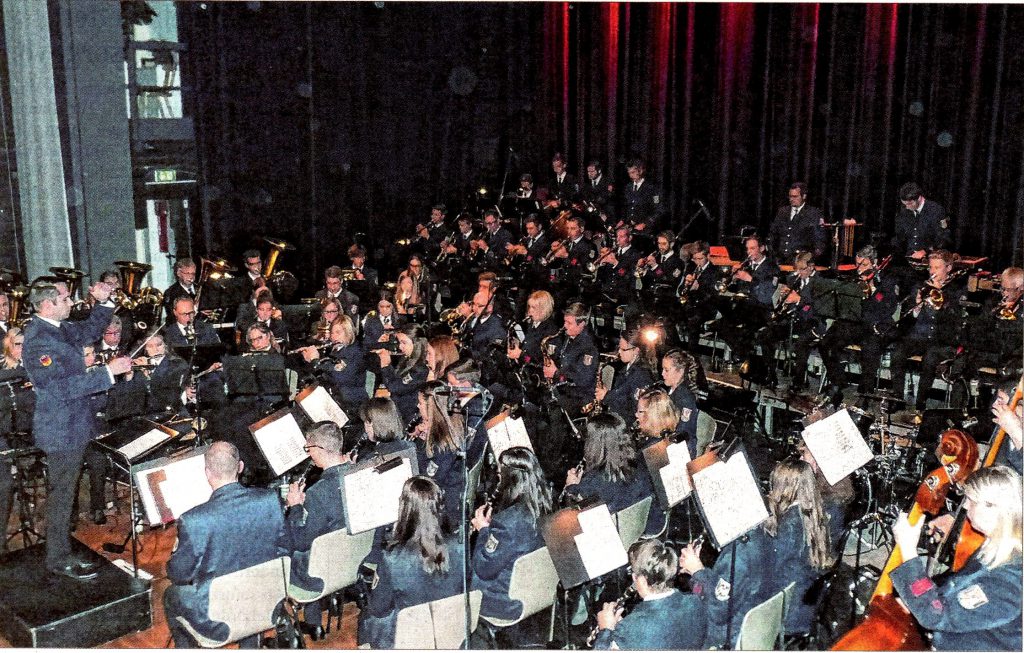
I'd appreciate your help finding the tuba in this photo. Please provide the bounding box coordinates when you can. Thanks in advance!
[263,237,299,302]
[112,260,153,311]
[6,285,30,327]
[48,266,86,300]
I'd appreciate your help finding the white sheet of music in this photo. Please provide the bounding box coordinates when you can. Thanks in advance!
[298,385,349,428]
[343,457,413,534]
[801,408,873,485]
[117,427,172,461]
[486,415,533,460]
[574,504,628,580]
[692,452,768,547]
[658,441,693,506]
[159,454,214,518]
[252,412,309,477]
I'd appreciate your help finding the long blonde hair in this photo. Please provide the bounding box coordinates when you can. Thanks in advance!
[964,466,1022,569]
[763,459,833,570]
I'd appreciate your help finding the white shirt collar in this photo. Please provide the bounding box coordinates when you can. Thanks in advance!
[643,588,675,602]
[38,316,60,328]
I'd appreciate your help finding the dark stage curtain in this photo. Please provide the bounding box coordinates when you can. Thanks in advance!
[180,2,1023,284]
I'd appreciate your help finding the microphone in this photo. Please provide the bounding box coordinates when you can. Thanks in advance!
[696,200,711,218]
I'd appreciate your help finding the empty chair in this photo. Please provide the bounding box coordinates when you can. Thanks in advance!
[393,590,483,649]
[175,556,291,648]
[695,411,717,455]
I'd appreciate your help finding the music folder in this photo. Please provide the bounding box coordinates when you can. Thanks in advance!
[540,499,628,589]
[93,417,181,463]
[295,384,349,428]
[484,410,533,461]
[686,445,769,550]
[340,449,418,534]
[134,445,213,526]
[800,407,873,485]
[641,438,693,509]
[248,407,309,477]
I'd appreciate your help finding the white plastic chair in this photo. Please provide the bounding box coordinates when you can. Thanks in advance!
[392,590,483,649]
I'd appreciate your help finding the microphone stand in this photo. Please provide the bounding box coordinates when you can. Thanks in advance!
[674,203,708,242]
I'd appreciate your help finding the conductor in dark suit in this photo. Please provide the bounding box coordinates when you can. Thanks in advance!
[768,182,826,262]
[278,422,349,636]
[22,280,132,580]
[164,441,285,649]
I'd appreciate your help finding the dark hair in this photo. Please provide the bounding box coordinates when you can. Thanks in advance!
[324,265,343,280]
[388,476,451,574]
[417,380,463,457]
[100,269,120,284]
[584,413,637,483]
[899,182,923,202]
[519,173,533,183]
[788,181,808,196]
[243,249,260,260]
[586,159,602,173]
[395,323,428,376]
[494,447,553,520]
[564,302,589,322]
[626,158,645,171]
[431,204,447,215]
[552,152,566,164]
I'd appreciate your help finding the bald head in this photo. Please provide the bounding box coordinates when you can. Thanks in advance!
[471,291,492,319]
[205,441,242,485]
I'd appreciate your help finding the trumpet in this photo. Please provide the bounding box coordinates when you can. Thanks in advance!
[540,240,566,266]
[994,297,1021,321]
[585,247,616,274]
[586,585,639,647]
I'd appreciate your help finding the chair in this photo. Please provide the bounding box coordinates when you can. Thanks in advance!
[695,411,717,455]
[614,496,653,549]
[364,371,377,399]
[479,546,559,630]
[176,556,291,648]
[735,587,786,650]
[287,528,375,630]
[393,590,483,649]
[465,456,484,512]
[779,580,797,638]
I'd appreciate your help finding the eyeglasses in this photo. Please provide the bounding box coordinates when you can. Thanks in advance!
[619,345,637,352]
[302,444,322,453]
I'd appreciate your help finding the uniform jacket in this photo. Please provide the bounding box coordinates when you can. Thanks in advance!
[669,384,700,448]
[563,466,664,536]
[380,362,429,424]
[593,589,706,650]
[890,553,1022,651]
[603,362,655,421]
[23,305,115,452]
[471,503,544,621]
[469,314,506,360]
[314,342,369,408]
[278,464,347,593]
[622,179,665,230]
[164,320,222,349]
[166,482,285,641]
[644,252,684,289]
[553,329,599,410]
[768,505,823,634]
[518,318,559,367]
[163,281,198,321]
[769,204,826,261]
[891,199,951,255]
[414,439,465,527]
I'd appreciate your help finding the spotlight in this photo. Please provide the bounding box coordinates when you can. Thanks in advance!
[641,327,662,345]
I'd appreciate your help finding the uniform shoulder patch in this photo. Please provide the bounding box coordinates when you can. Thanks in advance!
[652,195,660,203]
[673,268,682,277]
[940,219,949,229]
[681,407,693,422]
[583,354,594,366]
[485,533,499,553]
[715,577,731,601]
[334,360,347,372]
[957,584,988,610]
[402,374,413,385]
[39,355,52,367]
[426,460,439,477]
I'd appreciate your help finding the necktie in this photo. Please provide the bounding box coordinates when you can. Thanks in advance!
[634,182,639,192]
[382,317,390,326]
[592,180,598,187]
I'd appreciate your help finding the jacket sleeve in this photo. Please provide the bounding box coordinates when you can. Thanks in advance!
[23,343,113,401]
[472,515,524,581]
[167,516,201,585]
[65,304,115,347]
[365,549,397,617]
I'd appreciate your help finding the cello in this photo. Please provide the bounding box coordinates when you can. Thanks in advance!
[832,428,979,650]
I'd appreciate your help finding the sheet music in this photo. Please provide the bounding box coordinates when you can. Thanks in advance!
[658,441,693,506]
[343,457,413,534]
[298,385,349,428]
[801,408,873,485]
[692,451,768,547]
[117,427,172,461]
[252,412,308,476]
[574,504,628,580]
[486,415,533,460]
[136,452,212,525]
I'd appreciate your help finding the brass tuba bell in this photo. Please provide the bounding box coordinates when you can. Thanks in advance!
[262,237,298,302]
[6,285,30,327]
[113,260,153,298]
[48,266,86,299]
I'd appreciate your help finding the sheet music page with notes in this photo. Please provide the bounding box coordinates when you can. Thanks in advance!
[159,454,214,518]
[801,408,873,485]
[692,452,768,547]
[486,415,533,460]
[252,412,308,476]
[117,427,172,461]
[298,385,349,428]
[658,441,693,506]
[343,457,413,534]
[574,504,628,580]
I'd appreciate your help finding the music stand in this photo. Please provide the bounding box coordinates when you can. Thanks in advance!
[641,438,694,542]
[339,450,417,535]
[223,353,289,408]
[103,379,149,423]
[812,278,862,322]
[247,408,309,478]
[173,342,225,441]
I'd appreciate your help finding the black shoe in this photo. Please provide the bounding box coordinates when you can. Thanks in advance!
[91,509,107,525]
[297,622,324,642]
[48,561,99,581]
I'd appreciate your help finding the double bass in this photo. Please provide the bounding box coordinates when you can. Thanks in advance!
[832,428,980,650]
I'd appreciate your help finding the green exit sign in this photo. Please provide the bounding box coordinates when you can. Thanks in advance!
[154,169,177,183]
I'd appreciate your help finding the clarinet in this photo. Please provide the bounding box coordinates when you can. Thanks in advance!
[586,585,638,647]
[558,459,586,505]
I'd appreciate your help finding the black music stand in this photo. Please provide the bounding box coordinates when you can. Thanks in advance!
[813,278,862,322]
[173,342,225,442]
[641,438,695,543]
[223,353,289,409]
[0,440,44,549]
[103,379,149,423]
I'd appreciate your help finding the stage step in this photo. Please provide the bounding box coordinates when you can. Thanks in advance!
[0,539,151,647]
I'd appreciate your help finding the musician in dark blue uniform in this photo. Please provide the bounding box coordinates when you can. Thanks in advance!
[890,466,1022,651]
[467,290,506,362]
[820,245,901,397]
[600,227,643,304]
[22,280,132,580]
[162,258,199,322]
[662,350,701,445]
[508,290,559,368]
[562,413,662,535]
[595,333,655,420]
[680,521,773,649]
[374,324,429,424]
[543,302,599,414]
[639,232,684,296]
[621,159,665,239]
[580,160,615,219]
[164,296,221,348]
[471,447,552,623]
[413,204,453,261]
[356,397,417,462]
[891,181,952,259]
[594,539,706,650]
[768,182,827,262]
[547,153,579,207]
[889,250,966,410]
[763,459,833,635]
[474,210,514,270]
[301,315,367,412]
[677,242,720,349]
[278,422,349,637]
[164,441,285,648]
[550,216,596,296]
[719,236,779,369]
[361,291,400,350]
[763,252,827,390]
[410,382,467,527]
[358,476,464,649]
